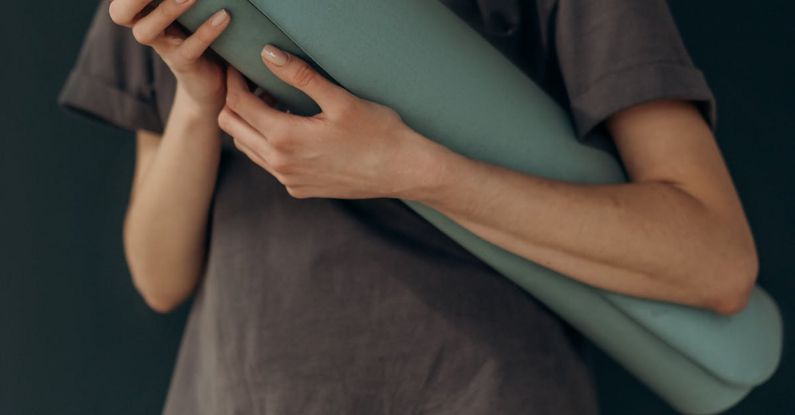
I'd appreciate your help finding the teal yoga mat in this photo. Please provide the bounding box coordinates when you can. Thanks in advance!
[178,1,783,413]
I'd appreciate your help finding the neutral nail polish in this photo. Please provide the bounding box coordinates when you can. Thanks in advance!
[261,45,288,66]
[210,10,229,26]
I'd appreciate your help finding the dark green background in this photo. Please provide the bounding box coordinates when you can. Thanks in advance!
[1,1,792,413]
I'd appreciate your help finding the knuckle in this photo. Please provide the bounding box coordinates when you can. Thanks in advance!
[285,186,307,199]
[278,175,298,187]
[291,62,317,88]
[156,0,175,19]
[384,106,402,120]
[375,102,400,120]
[377,105,403,127]
[108,4,129,26]
[194,25,216,45]
[268,153,293,174]
[333,96,358,116]
[131,25,155,45]
[386,109,403,125]
[169,59,191,73]
[268,133,292,152]
[225,93,240,111]
[233,139,250,155]
[175,44,197,63]
[269,170,288,184]
[217,111,233,130]
[266,126,289,146]
[108,13,123,26]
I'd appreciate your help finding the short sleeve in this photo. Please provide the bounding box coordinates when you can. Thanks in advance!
[58,0,164,134]
[553,0,718,139]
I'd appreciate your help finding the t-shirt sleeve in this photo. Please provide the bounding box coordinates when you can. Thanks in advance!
[553,0,718,139]
[58,0,164,134]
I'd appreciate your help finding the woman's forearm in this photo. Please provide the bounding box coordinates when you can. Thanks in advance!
[409,142,756,315]
[123,86,222,313]
[214,47,757,315]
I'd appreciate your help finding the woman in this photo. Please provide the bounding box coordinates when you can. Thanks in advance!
[59,0,757,413]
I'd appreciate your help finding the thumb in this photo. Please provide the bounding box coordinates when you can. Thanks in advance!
[260,44,347,112]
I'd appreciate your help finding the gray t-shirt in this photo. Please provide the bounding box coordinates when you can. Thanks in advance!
[59,1,716,414]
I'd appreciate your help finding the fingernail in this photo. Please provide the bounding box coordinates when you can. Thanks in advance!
[210,9,229,26]
[261,44,287,66]
[174,0,188,5]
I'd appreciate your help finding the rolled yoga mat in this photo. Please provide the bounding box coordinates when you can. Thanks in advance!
[178,1,783,413]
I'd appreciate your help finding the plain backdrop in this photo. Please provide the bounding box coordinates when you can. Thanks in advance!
[1,1,792,413]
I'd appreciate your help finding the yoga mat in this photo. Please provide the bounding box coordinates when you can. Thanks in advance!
[178,1,784,413]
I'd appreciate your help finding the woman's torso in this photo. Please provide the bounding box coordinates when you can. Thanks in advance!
[159,1,600,413]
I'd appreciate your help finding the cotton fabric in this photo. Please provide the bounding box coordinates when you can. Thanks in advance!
[59,1,716,413]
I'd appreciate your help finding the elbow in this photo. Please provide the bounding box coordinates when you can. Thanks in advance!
[706,241,759,316]
[123,246,192,315]
[131,264,192,314]
[710,287,753,316]
[140,290,186,314]
[123,223,194,314]
[128,263,193,314]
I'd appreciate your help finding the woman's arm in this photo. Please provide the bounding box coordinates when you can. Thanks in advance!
[413,99,758,315]
[109,0,232,312]
[219,47,758,316]
[124,88,222,313]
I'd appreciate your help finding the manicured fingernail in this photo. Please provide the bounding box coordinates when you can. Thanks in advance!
[261,45,287,66]
[210,9,229,26]
[174,0,188,5]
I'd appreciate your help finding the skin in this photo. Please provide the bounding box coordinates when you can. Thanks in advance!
[110,0,759,315]
[109,0,230,312]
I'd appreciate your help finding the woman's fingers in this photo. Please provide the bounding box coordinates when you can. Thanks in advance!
[226,67,296,134]
[109,0,158,27]
[148,9,230,74]
[131,0,196,46]
[260,44,351,115]
[233,136,272,173]
[113,0,231,70]
[175,9,231,61]
[218,107,278,174]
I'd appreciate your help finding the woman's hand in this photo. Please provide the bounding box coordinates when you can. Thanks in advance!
[219,45,449,200]
[109,0,231,113]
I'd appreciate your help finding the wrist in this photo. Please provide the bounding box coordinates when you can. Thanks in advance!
[174,82,226,118]
[395,129,465,205]
[164,86,224,144]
